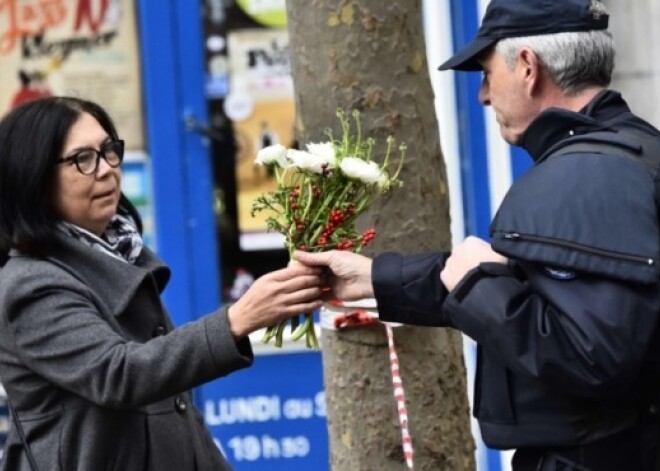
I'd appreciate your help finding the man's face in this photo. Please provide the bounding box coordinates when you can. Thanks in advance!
[477,48,537,145]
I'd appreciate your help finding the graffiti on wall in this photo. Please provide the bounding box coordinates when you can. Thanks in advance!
[0,0,144,149]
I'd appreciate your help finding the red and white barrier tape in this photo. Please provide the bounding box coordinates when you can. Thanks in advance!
[321,300,415,470]
[385,322,414,469]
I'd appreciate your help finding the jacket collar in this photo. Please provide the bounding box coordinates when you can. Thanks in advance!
[520,90,630,163]
[11,232,170,317]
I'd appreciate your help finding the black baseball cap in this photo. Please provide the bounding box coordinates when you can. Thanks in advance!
[439,0,609,71]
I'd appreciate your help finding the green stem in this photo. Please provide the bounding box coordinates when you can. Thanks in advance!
[290,313,313,341]
[392,143,407,180]
[258,201,285,217]
[365,138,375,161]
[301,180,314,221]
[306,324,319,349]
[275,320,287,348]
[354,189,377,214]
[338,109,350,154]
[298,180,316,248]
[382,135,394,169]
[274,166,282,185]
[352,110,362,155]
[261,324,277,343]
[290,315,300,333]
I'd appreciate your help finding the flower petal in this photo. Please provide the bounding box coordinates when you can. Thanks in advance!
[339,157,381,184]
[306,142,336,168]
[256,144,288,167]
[287,149,327,174]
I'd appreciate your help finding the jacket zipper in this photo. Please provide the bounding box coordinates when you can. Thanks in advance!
[499,232,655,266]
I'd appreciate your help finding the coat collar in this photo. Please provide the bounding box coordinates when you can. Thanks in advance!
[520,90,630,162]
[11,232,171,317]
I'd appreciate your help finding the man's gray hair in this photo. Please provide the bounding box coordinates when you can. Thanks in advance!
[495,1,614,95]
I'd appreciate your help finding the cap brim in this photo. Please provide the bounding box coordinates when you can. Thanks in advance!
[438,37,498,71]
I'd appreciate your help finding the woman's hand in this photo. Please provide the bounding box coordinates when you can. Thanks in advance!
[227,264,324,339]
[294,250,374,301]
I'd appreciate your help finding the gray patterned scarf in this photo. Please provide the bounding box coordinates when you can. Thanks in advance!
[58,213,143,264]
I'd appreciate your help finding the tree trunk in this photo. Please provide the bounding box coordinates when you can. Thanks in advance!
[285,1,475,470]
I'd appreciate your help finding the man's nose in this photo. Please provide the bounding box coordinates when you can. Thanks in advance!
[478,81,490,106]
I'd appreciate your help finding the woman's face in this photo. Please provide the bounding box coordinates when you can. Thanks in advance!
[52,112,122,236]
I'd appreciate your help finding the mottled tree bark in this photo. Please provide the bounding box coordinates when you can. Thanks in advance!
[285,1,475,470]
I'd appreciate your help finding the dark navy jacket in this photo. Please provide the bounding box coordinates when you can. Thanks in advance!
[372,90,660,449]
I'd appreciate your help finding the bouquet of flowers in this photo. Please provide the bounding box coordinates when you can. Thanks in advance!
[251,109,406,348]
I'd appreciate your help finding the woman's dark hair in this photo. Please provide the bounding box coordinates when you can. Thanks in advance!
[0,96,142,262]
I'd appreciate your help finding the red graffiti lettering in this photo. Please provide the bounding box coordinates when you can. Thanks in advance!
[73,0,108,35]
[0,0,66,54]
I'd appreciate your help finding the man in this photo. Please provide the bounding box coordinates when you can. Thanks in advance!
[295,0,660,469]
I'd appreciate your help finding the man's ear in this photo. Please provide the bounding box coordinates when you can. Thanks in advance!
[517,47,541,96]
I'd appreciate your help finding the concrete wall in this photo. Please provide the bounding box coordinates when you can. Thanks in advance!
[606,0,660,128]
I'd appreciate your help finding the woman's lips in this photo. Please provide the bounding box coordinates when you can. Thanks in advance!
[93,189,116,200]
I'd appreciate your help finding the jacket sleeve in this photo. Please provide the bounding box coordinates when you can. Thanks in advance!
[372,251,450,326]
[443,260,660,397]
[2,266,253,409]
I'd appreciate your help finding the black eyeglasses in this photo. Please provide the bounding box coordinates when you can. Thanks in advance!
[56,139,125,175]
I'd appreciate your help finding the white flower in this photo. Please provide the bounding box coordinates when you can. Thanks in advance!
[287,149,328,174]
[256,144,288,168]
[306,142,336,168]
[339,157,381,184]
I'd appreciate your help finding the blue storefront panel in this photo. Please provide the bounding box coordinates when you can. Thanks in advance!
[199,351,329,470]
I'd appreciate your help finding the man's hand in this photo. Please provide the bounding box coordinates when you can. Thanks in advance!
[441,236,507,292]
[294,250,374,301]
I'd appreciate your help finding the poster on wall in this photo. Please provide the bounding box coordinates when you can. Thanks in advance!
[0,0,144,149]
[226,28,295,251]
[235,0,287,28]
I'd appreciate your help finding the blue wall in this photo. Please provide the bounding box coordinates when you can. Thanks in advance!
[137,0,222,328]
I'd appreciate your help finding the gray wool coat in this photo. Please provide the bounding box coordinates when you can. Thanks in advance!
[0,233,253,470]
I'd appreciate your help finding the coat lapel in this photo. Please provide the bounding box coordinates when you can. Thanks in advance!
[36,233,171,317]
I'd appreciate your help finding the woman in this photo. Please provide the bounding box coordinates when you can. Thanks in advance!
[0,97,323,470]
